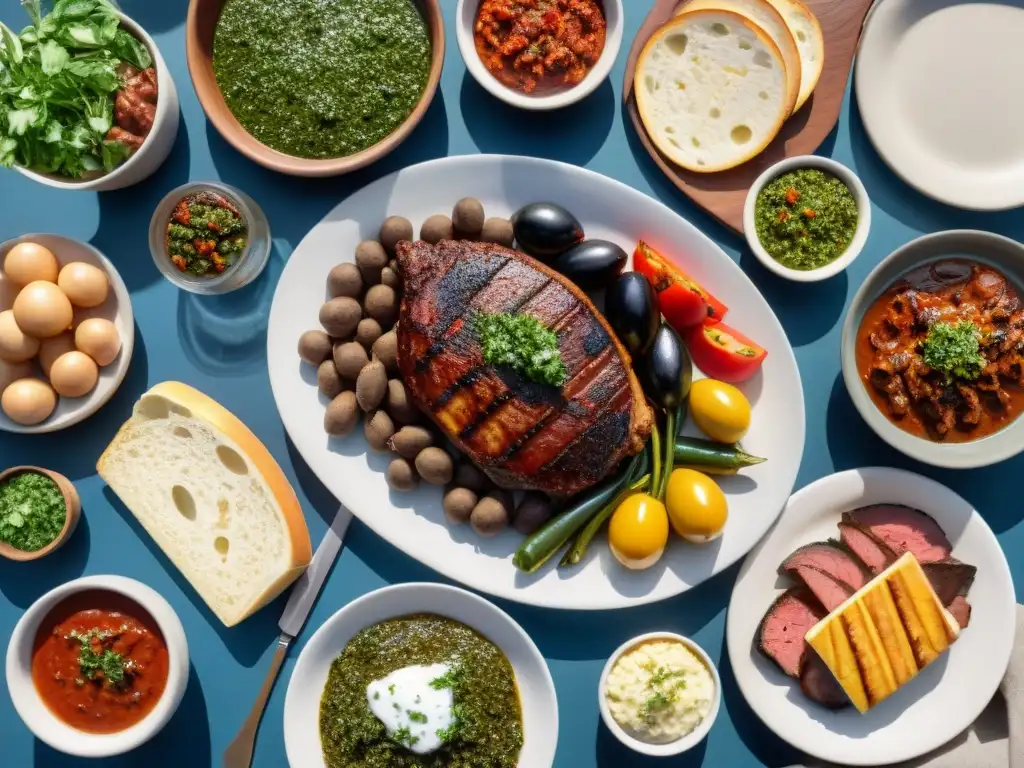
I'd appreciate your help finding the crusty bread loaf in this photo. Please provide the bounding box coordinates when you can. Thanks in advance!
[764,0,823,111]
[636,9,789,173]
[676,0,800,116]
[97,382,312,627]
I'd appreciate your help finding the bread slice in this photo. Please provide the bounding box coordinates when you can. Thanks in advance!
[675,0,800,117]
[636,10,789,173]
[764,0,823,111]
[97,382,312,627]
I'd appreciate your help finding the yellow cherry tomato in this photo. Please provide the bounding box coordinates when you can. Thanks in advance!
[608,493,669,570]
[689,378,752,444]
[664,469,728,543]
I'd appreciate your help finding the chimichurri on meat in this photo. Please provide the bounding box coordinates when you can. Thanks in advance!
[212,0,431,159]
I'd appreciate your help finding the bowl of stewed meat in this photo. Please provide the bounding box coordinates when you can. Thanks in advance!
[841,230,1024,468]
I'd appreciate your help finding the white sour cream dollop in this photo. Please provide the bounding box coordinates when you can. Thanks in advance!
[366,663,455,754]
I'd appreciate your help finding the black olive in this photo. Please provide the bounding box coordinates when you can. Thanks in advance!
[606,272,659,356]
[549,240,628,290]
[639,324,693,409]
[510,202,584,259]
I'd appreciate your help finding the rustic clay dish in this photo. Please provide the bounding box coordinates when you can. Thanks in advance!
[185,0,445,177]
[0,466,81,562]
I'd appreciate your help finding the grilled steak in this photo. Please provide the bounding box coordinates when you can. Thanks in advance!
[838,522,895,574]
[844,505,953,563]
[922,559,977,605]
[948,595,972,629]
[757,587,826,678]
[800,652,849,710]
[779,542,869,592]
[787,565,854,612]
[395,239,653,496]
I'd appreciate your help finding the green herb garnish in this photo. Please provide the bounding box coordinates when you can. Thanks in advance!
[407,710,427,724]
[921,321,987,382]
[475,312,567,387]
[428,665,464,691]
[67,629,127,684]
[639,691,673,723]
[0,471,66,552]
[393,726,419,748]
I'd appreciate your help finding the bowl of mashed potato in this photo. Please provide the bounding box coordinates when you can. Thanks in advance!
[598,632,721,757]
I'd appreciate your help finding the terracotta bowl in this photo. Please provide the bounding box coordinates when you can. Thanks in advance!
[185,0,445,177]
[0,467,81,562]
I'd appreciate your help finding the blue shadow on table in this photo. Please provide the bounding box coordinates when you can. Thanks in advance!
[117,0,189,33]
[0,324,150,482]
[32,662,209,768]
[204,91,451,251]
[0,514,90,608]
[460,72,614,166]
[93,105,192,292]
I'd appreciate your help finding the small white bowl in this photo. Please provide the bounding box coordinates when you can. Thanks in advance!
[743,155,872,283]
[13,12,179,191]
[284,582,559,767]
[5,575,189,758]
[456,0,623,111]
[598,632,721,758]
[0,234,135,434]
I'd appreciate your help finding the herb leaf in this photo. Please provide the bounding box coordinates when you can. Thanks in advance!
[921,321,987,382]
[0,471,66,552]
[475,312,567,388]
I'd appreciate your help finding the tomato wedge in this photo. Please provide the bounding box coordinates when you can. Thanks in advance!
[633,241,728,330]
[686,322,767,383]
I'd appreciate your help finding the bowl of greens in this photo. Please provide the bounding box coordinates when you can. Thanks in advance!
[0,0,179,190]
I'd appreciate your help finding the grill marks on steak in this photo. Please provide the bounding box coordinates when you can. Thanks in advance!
[757,588,826,678]
[395,239,652,495]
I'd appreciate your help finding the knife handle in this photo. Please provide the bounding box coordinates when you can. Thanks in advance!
[223,634,291,768]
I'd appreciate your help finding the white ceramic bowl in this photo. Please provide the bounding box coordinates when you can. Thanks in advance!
[743,155,872,283]
[456,0,623,111]
[5,575,189,758]
[13,12,179,191]
[284,582,559,767]
[0,234,135,434]
[598,632,722,758]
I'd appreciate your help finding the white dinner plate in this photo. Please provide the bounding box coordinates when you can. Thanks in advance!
[267,154,805,610]
[856,0,1024,210]
[283,582,558,767]
[726,468,1016,766]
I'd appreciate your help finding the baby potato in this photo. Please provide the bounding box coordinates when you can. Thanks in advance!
[380,266,401,291]
[356,360,387,411]
[379,217,413,255]
[443,486,478,525]
[372,330,398,375]
[333,341,369,380]
[386,457,419,491]
[453,460,490,493]
[386,378,418,424]
[388,425,433,459]
[364,284,398,329]
[355,240,389,285]
[513,492,555,535]
[470,491,512,537]
[355,318,383,350]
[298,329,333,365]
[452,198,485,237]
[365,409,396,452]
[420,214,453,244]
[324,391,359,436]
[317,359,345,399]
[319,297,362,339]
[414,446,454,485]
[327,263,364,299]
[480,217,514,247]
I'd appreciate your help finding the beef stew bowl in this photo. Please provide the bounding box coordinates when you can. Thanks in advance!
[841,230,1024,468]
[13,13,180,192]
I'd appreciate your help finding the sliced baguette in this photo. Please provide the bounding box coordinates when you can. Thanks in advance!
[635,10,789,173]
[764,0,824,111]
[675,0,800,116]
[97,382,312,627]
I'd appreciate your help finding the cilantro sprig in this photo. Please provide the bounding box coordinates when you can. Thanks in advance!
[67,628,129,685]
[921,321,987,382]
[475,311,567,388]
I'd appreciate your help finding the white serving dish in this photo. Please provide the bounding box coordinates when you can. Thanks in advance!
[743,155,871,283]
[13,12,179,192]
[0,234,135,434]
[5,575,189,758]
[726,468,1016,766]
[598,631,721,757]
[455,0,623,111]
[283,582,558,767]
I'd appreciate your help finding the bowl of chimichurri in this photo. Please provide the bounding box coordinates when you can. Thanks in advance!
[743,156,872,283]
[186,0,444,177]
[283,582,558,767]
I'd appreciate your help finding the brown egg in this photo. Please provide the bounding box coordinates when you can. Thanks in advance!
[0,358,35,394]
[49,351,98,398]
[74,318,121,367]
[12,281,73,338]
[57,262,109,308]
[0,309,39,362]
[3,242,59,285]
[1,377,56,425]
[38,332,77,377]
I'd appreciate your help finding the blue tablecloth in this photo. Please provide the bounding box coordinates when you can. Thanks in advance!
[1,2,1021,766]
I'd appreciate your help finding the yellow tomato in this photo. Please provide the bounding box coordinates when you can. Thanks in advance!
[665,469,728,543]
[690,378,751,444]
[608,493,669,570]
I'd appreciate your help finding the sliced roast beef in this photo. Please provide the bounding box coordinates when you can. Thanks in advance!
[922,559,978,605]
[757,587,827,678]
[948,595,972,629]
[787,565,854,612]
[838,522,897,574]
[779,541,869,591]
[844,505,953,563]
[799,652,850,710]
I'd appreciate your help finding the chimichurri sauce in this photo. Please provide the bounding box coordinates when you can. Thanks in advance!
[212,0,431,159]
[753,168,859,271]
[319,614,524,768]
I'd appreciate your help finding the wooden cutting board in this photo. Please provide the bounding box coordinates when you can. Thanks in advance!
[624,0,875,233]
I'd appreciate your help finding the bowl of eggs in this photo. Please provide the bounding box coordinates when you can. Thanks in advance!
[0,235,134,433]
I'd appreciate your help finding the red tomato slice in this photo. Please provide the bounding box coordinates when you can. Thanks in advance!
[633,241,728,329]
[686,322,767,383]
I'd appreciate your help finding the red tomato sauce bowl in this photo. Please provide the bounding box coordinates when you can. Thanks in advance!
[5,576,188,758]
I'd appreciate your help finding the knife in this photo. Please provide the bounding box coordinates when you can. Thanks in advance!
[223,505,354,768]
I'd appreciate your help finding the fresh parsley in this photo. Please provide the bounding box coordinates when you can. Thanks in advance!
[921,321,987,382]
[393,726,419,748]
[0,0,153,179]
[475,312,567,388]
[435,703,465,744]
[0,471,66,552]
[639,691,673,723]
[67,629,128,685]
[428,665,464,691]
[407,710,428,724]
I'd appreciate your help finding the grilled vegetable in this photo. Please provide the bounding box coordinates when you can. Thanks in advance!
[673,437,766,475]
[605,272,659,356]
[549,240,628,289]
[510,202,584,258]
